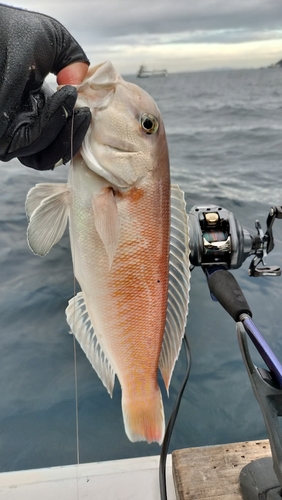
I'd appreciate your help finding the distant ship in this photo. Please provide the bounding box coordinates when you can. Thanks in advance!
[136,65,168,78]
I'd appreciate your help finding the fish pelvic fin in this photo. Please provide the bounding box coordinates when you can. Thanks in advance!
[66,292,115,396]
[159,184,190,393]
[122,388,165,445]
[26,183,70,256]
[92,188,119,269]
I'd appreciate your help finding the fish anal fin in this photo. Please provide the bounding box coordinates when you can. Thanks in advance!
[92,188,119,269]
[26,184,70,256]
[66,292,115,396]
[159,184,190,392]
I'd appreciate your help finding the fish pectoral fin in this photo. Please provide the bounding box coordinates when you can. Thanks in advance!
[159,184,190,393]
[26,184,70,256]
[92,188,119,269]
[26,183,69,219]
[66,292,115,397]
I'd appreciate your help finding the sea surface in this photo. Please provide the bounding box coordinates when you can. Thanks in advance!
[1,68,282,472]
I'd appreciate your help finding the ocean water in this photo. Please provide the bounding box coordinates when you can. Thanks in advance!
[1,68,282,472]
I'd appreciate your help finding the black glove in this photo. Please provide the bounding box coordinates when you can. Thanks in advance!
[0,5,91,170]
[0,85,91,170]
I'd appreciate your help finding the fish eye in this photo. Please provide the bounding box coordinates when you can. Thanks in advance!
[140,113,159,134]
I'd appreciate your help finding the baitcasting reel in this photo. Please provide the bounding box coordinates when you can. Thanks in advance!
[188,204,282,276]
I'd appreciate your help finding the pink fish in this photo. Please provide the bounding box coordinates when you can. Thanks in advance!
[26,61,190,444]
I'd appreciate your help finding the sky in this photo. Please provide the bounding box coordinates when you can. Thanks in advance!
[5,0,282,75]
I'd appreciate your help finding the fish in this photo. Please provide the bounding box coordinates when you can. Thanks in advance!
[25,61,190,445]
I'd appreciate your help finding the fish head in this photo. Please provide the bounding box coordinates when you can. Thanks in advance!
[75,61,169,189]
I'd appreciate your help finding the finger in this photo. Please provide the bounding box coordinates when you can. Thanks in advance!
[57,62,89,85]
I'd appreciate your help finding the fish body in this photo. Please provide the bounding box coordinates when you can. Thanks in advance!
[26,62,190,444]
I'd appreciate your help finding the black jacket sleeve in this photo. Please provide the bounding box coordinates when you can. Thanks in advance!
[0,4,89,138]
[0,4,91,170]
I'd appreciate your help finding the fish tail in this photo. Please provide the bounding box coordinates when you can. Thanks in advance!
[121,388,165,445]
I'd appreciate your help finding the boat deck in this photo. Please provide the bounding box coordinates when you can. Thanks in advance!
[0,454,176,500]
[0,439,273,499]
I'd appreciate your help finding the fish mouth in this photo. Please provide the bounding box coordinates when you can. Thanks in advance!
[103,141,139,154]
[81,127,141,187]
[106,144,138,154]
[81,134,137,188]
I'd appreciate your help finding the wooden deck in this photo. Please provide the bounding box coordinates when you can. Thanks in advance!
[172,439,272,500]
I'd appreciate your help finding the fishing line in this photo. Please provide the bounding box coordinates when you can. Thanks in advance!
[159,332,192,500]
[69,108,80,497]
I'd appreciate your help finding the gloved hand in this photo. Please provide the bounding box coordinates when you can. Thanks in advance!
[0,5,91,170]
[0,85,91,170]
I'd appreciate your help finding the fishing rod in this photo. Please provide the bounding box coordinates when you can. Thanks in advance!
[159,203,282,500]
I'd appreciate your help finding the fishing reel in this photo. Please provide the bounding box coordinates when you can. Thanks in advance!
[188,204,282,276]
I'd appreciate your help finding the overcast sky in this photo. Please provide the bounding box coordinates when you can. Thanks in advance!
[6,0,282,75]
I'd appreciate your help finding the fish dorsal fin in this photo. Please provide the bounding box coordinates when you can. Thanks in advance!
[66,292,115,397]
[159,184,190,392]
[92,188,120,269]
[26,183,70,256]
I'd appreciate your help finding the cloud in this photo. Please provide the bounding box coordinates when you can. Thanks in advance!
[35,0,282,37]
[7,0,282,73]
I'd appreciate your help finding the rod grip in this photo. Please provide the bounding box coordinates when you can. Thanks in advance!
[207,269,252,322]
